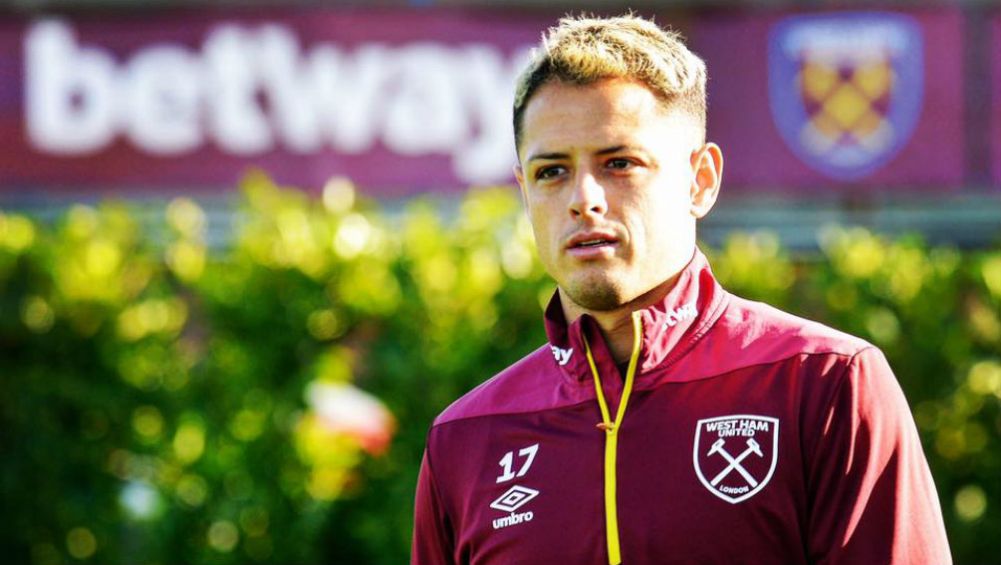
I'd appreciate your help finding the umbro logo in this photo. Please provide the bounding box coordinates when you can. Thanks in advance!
[490,485,538,530]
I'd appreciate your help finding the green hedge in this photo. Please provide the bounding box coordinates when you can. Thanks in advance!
[1,175,998,564]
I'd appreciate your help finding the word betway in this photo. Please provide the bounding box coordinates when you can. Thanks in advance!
[24,20,530,185]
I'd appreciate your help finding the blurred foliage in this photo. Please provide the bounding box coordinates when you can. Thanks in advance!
[1,176,999,564]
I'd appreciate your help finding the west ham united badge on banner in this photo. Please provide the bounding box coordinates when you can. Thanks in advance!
[768,13,924,181]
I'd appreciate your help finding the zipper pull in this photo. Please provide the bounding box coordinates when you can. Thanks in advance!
[596,422,615,432]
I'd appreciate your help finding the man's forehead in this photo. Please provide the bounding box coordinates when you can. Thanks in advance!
[518,80,698,158]
[525,78,665,117]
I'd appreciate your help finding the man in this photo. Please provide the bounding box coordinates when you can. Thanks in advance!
[412,14,951,565]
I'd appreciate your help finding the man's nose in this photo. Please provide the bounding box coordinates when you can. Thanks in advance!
[568,171,608,218]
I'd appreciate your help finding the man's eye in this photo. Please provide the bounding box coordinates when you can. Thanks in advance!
[606,158,633,170]
[535,166,566,180]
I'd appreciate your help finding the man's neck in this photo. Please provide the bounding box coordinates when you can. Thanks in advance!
[560,273,680,364]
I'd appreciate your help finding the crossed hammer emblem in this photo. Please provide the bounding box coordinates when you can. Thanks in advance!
[707,437,763,487]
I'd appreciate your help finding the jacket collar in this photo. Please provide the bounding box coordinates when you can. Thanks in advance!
[543,247,728,382]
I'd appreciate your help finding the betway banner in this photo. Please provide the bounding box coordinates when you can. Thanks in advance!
[0,9,971,195]
[0,11,540,195]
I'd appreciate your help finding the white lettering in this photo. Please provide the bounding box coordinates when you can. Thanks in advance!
[123,46,203,154]
[25,20,117,153]
[496,451,515,483]
[719,428,758,438]
[496,443,540,483]
[23,19,529,185]
[255,25,321,153]
[740,419,769,432]
[203,25,273,154]
[707,418,770,438]
[492,510,534,530]
[550,346,573,366]
[663,301,698,329]
[291,43,390,154]
[719,485,750,495]
[453,45,530,182]
[253,26,391,154]
[516,443,538,477]
[383,43,465,155]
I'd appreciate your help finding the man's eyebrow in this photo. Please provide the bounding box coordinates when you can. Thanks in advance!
[596,145,646,156]
[526,151,568,162]
[526,146,644,162]
[596,145,625,155]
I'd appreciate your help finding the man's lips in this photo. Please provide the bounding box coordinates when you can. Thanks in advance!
[566,231,618,249]
[565,231,619,258]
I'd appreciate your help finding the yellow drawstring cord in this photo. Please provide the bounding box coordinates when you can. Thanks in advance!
[583,311,643,565]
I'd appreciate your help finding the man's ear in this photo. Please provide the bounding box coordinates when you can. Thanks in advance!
[689,142,723,219]
[514,164,529,209]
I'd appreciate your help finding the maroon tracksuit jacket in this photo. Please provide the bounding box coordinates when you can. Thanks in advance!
[412,249,951,564]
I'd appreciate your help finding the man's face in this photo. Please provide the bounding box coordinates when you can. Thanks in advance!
[515,78,719,312]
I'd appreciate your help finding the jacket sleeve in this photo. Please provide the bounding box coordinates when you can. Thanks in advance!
[411,447,456,565]
[805,346,952,565]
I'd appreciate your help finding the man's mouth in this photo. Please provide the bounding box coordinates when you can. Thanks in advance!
[566,232,619,257]
[574,239,614,248]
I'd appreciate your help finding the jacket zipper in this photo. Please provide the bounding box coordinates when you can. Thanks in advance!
[583,311,643,565]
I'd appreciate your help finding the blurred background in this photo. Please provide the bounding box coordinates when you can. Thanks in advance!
[0,1,999,564]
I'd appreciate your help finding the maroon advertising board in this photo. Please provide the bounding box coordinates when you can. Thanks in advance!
[0,10,543,196]
[0,9,973,196]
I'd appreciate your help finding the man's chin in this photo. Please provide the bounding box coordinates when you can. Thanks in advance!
[561,280,629,312]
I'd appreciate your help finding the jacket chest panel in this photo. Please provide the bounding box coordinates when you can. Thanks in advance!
[438,366,810,564]
[444,405,610,564]
[611,378,808,562]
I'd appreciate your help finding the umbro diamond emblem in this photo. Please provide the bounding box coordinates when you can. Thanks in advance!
[490,485,538,512]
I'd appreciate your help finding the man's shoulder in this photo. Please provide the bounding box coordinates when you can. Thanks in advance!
[432,344,570,429]
[712,291,875,367]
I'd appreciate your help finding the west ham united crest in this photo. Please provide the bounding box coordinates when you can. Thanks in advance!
[693,415,779,504]
[768,13,923,180]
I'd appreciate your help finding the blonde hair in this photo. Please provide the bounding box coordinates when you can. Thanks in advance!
[513,14,708,148]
